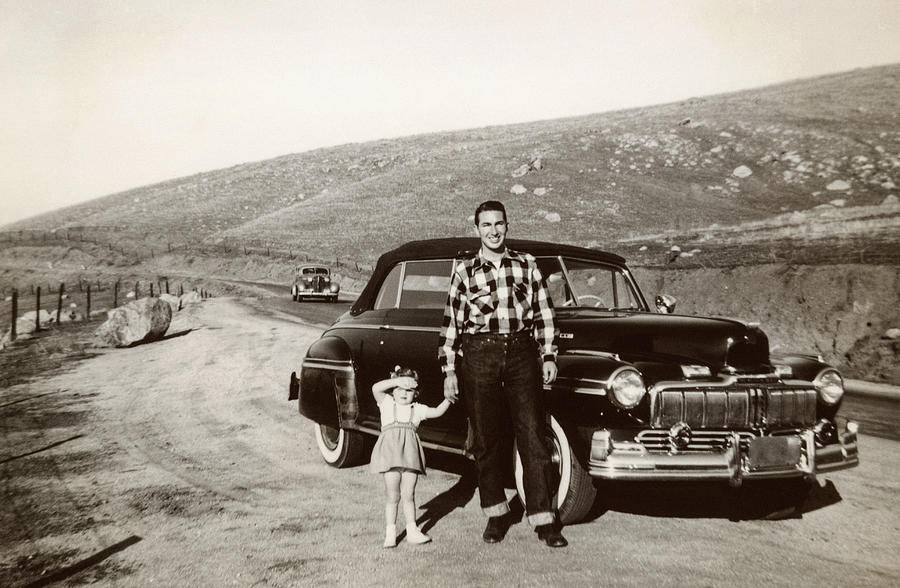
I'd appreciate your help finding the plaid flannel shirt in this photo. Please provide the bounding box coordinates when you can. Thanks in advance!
[438,247,556,372]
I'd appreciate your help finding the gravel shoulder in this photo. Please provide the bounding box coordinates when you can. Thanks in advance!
[1,297,899,586]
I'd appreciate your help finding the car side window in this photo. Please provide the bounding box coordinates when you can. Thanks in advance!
[399,260,453,309]
[613,272,639,309]
[535,257,568,308]
[374,264,402,309]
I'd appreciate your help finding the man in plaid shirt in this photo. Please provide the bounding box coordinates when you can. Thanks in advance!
[439,200,567,548]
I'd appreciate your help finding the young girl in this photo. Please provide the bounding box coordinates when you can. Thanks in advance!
[369,365,451,548]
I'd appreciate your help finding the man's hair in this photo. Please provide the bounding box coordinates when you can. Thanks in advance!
[474,200,507,225]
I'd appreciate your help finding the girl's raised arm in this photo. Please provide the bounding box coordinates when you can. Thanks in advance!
[371,378,397,403]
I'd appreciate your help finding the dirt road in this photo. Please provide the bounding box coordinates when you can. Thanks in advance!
[2,298,899,586]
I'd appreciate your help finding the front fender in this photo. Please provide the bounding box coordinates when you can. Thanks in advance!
[299,336,359,428]
[548,352,647,431]
[771,352,844,417]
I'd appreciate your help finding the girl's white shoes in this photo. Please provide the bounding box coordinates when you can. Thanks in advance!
[383,524,398,548]
[383,523,431,547]
[405,524,431,545]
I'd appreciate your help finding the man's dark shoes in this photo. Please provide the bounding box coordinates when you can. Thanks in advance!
[536,523,568,548]
[482,516,507,543]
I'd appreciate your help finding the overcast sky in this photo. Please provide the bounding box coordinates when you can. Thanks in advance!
[2,0,899,225]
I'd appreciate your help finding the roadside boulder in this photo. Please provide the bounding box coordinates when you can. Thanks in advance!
[15,310,53,336]
[179,290,202,306]
[159,293,182,312]
[94,297,172,347]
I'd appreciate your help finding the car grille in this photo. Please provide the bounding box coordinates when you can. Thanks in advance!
[636,430,756,453]
[652,385,817,429]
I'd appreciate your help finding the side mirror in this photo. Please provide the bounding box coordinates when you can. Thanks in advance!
[655,294,677,314]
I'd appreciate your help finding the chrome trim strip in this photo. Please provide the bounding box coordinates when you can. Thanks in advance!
[301,359,355,373]
[327,324,442,334]
[566,349,620,361]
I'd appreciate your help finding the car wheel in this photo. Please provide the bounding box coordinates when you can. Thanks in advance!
[292,294,298,302]
[514,416,597,524]
[313,423,368,468]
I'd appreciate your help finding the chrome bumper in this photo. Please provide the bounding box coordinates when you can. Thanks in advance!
[588,422,859,486]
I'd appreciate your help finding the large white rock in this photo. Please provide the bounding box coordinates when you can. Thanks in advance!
[509,184,527,195]
[179,290,202,306]
[732,165,753,178]
[94,297,172,347]
[159,293,182,312]
[826,179,851,191]
[882,194,898,206]
[14,310,53,335]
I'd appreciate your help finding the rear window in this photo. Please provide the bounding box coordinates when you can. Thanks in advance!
[398,260,453,309]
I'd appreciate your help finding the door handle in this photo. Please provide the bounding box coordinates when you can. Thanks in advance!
[379,325,394,330]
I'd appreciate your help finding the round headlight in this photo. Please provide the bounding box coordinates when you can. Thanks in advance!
[608,368,646,409]
[814,369,844,405]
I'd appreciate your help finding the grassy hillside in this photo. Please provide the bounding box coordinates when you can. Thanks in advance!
[5,64,899,263]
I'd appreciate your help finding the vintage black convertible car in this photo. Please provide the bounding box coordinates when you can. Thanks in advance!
[289,238,859,522]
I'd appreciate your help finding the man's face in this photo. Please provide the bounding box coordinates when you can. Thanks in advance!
[475,209,508,253]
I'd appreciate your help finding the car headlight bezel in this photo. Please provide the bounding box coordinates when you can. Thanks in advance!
[814,368,844,405]
[607,367,646,409]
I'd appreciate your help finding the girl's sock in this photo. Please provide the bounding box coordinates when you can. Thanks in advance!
[383,524,397,548]
[405,523,431,544]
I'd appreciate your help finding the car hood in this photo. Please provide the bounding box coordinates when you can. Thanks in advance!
[556,310,772,374]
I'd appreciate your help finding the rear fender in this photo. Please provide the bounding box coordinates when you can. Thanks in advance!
[299,336,359,428]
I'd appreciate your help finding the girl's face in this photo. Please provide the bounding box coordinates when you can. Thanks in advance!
[393,386,416,405]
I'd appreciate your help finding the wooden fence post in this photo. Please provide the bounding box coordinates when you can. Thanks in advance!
[150,283,155,297]
[134,281,140,299]
[86,285,91,320]
[165,279,170,294]
[114,281,119,308]
[35,286,41,332]
[10,289,17,341]
[57,283,65,324]
[179,284,184,296]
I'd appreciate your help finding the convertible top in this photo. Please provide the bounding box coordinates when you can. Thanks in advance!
[351,238,626,315]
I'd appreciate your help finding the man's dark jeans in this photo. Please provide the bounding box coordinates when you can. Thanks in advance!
[460,331,555,526]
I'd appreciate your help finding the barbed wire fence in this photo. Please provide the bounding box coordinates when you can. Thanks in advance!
[0,228,376,279]
[2,276,215,344]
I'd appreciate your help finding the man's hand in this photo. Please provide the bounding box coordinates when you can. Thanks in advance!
[443,371,459,403]
[542,360,558,385]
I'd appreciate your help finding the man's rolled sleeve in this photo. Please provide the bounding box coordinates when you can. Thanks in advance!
[438,263,467,372]
[531,264,557,361]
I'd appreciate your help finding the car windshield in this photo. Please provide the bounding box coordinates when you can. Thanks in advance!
[301,267,328,275]
[536,257,644,311]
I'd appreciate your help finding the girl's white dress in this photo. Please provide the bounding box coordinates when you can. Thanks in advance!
[369,397,428,475]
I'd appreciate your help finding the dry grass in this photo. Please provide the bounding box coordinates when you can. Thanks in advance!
[0,320,99,389]
[2,64,897,265]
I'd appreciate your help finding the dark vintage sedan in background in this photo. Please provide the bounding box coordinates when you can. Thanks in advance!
[291,265,340,302]
[289,238,859,523]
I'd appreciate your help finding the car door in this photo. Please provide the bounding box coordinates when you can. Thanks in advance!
[380,259,467,448]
